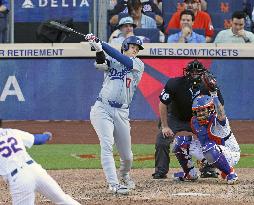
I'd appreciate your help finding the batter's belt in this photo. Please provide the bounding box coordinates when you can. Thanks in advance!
[97,97,129,109]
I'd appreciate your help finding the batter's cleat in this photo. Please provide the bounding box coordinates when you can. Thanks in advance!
[173,169,199,182]
[152,172,167,179]
[108,184,129,195]
[226,172,238,185]
[121,175,136,189]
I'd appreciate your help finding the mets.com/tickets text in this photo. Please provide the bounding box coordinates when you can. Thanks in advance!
[150,48,239,57]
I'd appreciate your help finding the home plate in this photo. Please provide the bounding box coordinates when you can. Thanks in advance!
[172,192,211,196]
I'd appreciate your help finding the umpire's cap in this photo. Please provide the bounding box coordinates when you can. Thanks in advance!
[121,36,144,52]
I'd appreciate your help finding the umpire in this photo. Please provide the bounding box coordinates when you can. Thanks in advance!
[152,59,224,179]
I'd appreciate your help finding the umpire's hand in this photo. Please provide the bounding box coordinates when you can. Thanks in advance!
[162,126,174,138]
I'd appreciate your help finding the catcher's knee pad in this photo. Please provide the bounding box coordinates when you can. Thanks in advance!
[202,142,231,175]
[172,135,193,153]
[202,142,221,164]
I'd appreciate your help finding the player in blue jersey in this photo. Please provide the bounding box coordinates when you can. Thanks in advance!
[85,34,144,195]
[173,94,240,184]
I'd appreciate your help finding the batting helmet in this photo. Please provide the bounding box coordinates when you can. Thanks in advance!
[192,95,215,125]
[121,36,144,52]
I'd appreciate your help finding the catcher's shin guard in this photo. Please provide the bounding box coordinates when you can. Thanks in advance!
[202,142,231,176]
[173,136,195,174]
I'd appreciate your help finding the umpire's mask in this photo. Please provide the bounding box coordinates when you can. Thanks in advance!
[184,59,206,88]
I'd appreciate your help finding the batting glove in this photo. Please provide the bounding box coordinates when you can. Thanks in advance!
[89,41,103,52]
[85,33,97,42]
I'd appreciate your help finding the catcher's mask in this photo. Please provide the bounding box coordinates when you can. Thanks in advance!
[184,59,206,88]
[192,95,215,125]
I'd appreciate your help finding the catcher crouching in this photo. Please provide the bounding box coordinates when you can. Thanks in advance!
[172,75,240,184]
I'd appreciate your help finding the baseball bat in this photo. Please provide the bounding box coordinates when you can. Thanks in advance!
[48,21,86,37]
[48,21,100,42]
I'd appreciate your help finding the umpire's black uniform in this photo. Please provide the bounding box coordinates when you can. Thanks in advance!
[152,76,224,179]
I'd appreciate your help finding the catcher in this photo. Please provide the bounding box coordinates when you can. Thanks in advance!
[172,72,240,184]
[153,60,224,179]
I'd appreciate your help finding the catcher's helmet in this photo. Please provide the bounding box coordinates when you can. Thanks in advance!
[192,95,215,125]
[121,36,144,52]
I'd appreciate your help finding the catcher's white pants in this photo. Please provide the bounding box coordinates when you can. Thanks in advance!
[3,162,80,205]
[189,134,240,167]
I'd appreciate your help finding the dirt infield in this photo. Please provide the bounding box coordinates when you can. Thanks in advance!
[1,120,254,205]
[0,168,254,205]
[2,120,254,144]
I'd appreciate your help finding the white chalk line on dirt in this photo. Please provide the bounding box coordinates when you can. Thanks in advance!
[172,192,211,196]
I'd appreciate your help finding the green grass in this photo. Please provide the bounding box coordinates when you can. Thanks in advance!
[27,144,254,169]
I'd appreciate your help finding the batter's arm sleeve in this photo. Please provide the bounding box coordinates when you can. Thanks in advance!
[101,42,133,69]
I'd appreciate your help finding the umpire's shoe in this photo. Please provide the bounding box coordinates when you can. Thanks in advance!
[108,184,129,195]
[152,172,167,179]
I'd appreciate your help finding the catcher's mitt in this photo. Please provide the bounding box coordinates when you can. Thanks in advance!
[201,71,217,92]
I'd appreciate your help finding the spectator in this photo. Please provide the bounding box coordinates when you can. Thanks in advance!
[243,0,254,32]
[127,0,157,28]
[109,0,163,28]
[214,11,254,43]
[109,16,150,43]
[109,0,118,10]
[167,10,206,43]
[0,0,9,43]
[165,0,214,43]
[200,0,207,11]
[128,0,165,42]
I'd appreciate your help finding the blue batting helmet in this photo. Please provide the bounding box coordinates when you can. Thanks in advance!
[192,95,215,124]
[121,36,144,52]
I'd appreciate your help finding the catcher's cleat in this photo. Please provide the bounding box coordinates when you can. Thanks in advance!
[221,167,238,185]
[108,183,129,195]
[152,172,167,179]
[120,175,136,189]
[173,168,199,182]
[226,172,238,185]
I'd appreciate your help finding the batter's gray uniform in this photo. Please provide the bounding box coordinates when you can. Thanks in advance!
[90,54,144,187]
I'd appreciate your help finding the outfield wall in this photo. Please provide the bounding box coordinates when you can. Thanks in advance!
[0,43,253,120]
